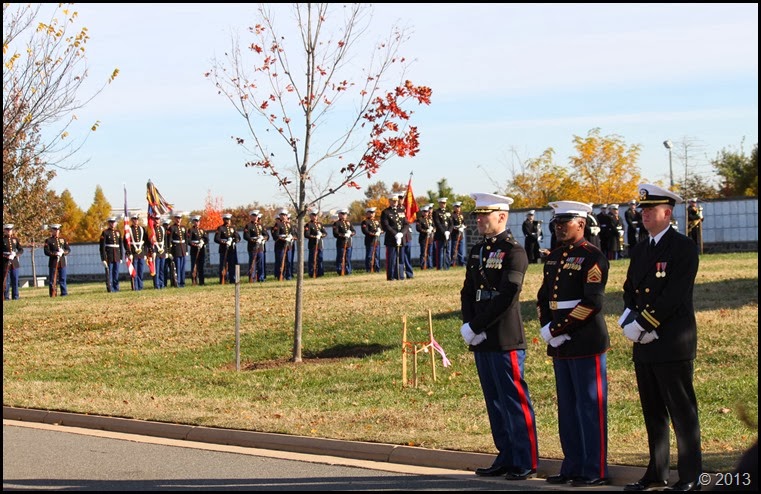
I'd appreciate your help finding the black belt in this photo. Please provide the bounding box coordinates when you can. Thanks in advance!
[475,289,499,301]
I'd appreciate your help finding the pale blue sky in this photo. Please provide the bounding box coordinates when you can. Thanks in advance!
[46,3,758,213]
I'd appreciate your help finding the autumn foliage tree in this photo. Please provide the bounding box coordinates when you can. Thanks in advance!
[79,185,112,242]
[199,191,224,232]
[506,149,580,209]
[207,3,431,362]
[569,128,642,205]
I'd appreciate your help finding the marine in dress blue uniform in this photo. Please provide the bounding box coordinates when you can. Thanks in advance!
[305,210,327,278]
[151,213,167,289]
[3,224,24,300]
[243,211,269,282]
[415,205,435,269]
[432,197,452,270]
[460,193,539,481]
[188,215,209,285]
[271,210,293,281]
[360,207,382,273]
[380,195,405,280]
[621,184,702,493]
[450,201,467,266]
[99,218,123,292]
[125,213,148,290]
[43,224,71,297]
[168,213,188,287]
[396,195,414,279]
[537,201,610,486]
[333,209,355,275]
[214,213,240,284]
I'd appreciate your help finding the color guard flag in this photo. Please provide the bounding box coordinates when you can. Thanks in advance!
[146,180,174,276]
[403,174,419,223]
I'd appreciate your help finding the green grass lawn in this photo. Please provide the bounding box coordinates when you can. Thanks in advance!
[3,252,758,472]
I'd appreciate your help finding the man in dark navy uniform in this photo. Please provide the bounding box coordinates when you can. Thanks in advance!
[460,192,539,481]
[244,210,268,282]
[333,209,355,276]
[537,201,610,487]
[621,184,702,492]
[2,224,23,300]
[125,213,148,290]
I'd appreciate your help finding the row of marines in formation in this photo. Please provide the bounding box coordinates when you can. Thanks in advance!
[2,193,468,298]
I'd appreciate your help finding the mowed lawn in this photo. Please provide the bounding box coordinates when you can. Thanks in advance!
[3,252,758,472]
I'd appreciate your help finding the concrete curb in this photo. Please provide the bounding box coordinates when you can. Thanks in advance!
[3,406,659,486]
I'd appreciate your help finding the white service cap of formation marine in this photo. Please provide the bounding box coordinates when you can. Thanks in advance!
[222,213,232,220]
[638,183,683,207]
[4,224,14,230]
[470,193,514,214]
[549,201,593,220]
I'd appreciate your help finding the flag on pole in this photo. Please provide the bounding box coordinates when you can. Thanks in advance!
[146,180,174,277]
[402,173,419,223]
[123,184,136,278]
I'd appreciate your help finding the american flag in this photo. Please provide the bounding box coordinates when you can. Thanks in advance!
[123,184,136,278]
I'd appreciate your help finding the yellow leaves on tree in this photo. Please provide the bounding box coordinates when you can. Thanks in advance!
[569,127,642,205]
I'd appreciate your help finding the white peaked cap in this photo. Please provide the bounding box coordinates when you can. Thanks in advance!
[638,183,683,206]
[549,200,593,218]
[471,193,514,213]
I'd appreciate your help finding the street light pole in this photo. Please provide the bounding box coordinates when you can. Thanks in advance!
[663,140,674,188]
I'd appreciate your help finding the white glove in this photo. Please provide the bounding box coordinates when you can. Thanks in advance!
[57,251,64,258]
[395,232,403,241]
[285,234,294,243]
[444,231,450,240]
[549,334,571,348]
[315,232,322,239]
[458,225,466,232]
[539,323,552,343]
[198,240,204,248]
[257,236,265,243]
[590,226,601,235]
[460,323,476,345]
[344,231,351,238]
[168,254,173,260]
[639,330,659,344]
[226,238,233,246]
[129,254,134,260]
[102,260,108,267]
[470,331,487,346]
[8,252,16,260]
[623,320,644,342]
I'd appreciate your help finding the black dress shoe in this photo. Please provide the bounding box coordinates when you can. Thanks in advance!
[664,480,701,491]
[624,479,669,491]
[572,477,611,487]
[546,474,573,484]
[505,468,536,481]
[474,464,510,477]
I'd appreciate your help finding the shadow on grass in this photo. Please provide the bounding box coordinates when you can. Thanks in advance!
[241,343,395,370]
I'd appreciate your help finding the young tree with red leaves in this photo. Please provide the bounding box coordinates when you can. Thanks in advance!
[207,3,431,362]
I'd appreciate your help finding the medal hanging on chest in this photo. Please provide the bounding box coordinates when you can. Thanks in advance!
[655,262,667,278]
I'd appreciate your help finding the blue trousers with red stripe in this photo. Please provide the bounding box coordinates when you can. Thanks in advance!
[553,353,608,480]
[474,350,539,472]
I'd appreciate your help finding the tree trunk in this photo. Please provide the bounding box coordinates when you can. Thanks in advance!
[292,213,305,362]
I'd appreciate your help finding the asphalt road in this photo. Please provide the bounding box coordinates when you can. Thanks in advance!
[4,421,560,491]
